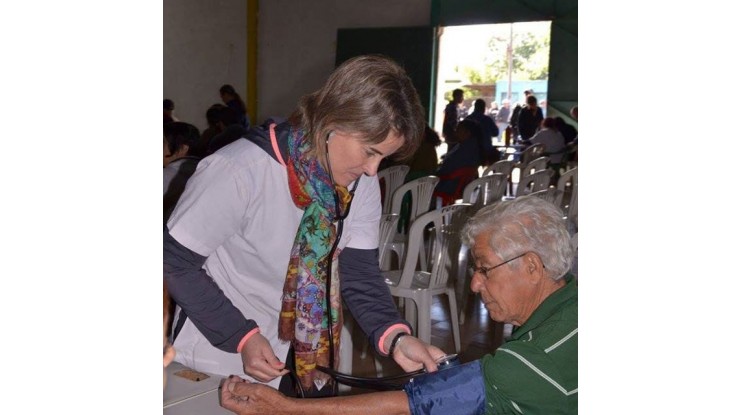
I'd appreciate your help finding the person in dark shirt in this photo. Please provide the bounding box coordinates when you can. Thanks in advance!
[442,88,464,146]
[220,84,251,129]
[164,99,176,124]
[207,106,249,155]
[554,116,578,144]
[465,98,499,144]
[517,94,544,143]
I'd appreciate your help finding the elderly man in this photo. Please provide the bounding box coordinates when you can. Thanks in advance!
[219,196,577,414]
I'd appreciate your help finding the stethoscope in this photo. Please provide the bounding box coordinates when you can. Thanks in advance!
[288,132,459,397]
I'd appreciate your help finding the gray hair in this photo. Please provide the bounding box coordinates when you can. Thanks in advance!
[461,196,574,280]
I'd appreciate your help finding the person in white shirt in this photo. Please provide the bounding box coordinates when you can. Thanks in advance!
[164,56,445,398]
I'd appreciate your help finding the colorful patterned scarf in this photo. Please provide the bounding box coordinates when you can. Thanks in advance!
[278,126,351,391]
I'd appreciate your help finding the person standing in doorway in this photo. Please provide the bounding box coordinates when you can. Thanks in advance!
[442,88,464,146]
[495,99,511,143]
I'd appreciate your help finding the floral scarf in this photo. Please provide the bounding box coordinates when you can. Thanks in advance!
[277,126,351,391]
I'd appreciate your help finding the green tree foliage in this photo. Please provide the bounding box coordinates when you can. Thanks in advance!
[472,29,550,83]
[513,33,550,80]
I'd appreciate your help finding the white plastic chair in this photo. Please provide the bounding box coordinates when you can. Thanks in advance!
[456,174,506,324]
[382,203,470,354]
[520,156,550,181]
[557,167,578,226]
[482,159,514,179]
[482,160,515,196]
[519,143,546,167]
[377,213,401,271]
[377,165,410,214]
[511,145,545,196]
[516,169,553,197]
[461,173,508,210]
[383,176,439,270]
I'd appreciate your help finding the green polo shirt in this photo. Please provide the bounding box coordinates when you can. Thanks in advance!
[481,275,578,414]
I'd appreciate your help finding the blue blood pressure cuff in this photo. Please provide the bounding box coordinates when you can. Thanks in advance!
[403,360,486,415]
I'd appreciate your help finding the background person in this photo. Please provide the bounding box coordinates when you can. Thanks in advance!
[517,94,544,143]
[465,98,499,147]
[163,122,202,221]
[442,88,464,146]
[164,98,178,124]
[219,196,577,414]
[495,99,511,143]
[220,84,250,129]
[528,116,567,167]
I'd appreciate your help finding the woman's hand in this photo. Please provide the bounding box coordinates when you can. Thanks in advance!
[391,334,447,373]
[239,333,289,382]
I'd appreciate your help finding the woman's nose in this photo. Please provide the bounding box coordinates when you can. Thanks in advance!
[363,158,382,177]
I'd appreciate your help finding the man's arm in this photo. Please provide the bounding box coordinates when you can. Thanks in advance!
[221,359,487,415]
[220,377,410,415]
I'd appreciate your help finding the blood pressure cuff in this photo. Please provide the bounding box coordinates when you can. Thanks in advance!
[403,360,486,415]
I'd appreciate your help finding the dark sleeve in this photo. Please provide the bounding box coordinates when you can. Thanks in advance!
[442,104,456,138]
[490,118,499,137]
[339,247,410,355]
[164,225,257,352]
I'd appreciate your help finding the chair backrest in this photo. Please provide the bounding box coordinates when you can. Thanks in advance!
[378,213,400,270]
[398,203,471,290]
[377,165,410,214]
[462,173,507,209]
[520,143,546,167]
[390,175,439,230]
[530,188,564,207]
[556,167,578,223]
[481,160,515,179]
[521,156,550,180]
[516,169,553,197]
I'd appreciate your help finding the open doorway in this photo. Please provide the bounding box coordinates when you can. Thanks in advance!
[433,21,552,158]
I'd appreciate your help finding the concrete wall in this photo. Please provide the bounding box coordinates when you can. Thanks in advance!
[163,0,430,129]
[163,0,247,131]
[256,0,431,124]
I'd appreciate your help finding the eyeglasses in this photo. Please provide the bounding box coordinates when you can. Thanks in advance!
[469,252,528,277]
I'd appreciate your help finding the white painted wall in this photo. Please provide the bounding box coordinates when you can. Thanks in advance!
[257,0,430,124]
[163,0,431,129]
[163,0,247,131]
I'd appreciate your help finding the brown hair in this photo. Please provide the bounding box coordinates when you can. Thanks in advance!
[290,55,425,166]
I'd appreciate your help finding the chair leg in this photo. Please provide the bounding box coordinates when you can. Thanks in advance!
[455,245,470,325]
[360,339,369,359]
[458,266,473,326]
[373,353,384,378]
[416,295,431,344]
[404,298,417,333]
[338,321,353,394]
[446,288,461,353]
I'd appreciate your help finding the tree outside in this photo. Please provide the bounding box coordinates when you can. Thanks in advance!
[435,21,552,140]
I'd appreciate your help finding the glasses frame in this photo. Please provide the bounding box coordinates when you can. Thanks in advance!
[469,252,528,277]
